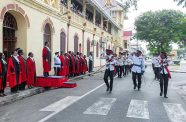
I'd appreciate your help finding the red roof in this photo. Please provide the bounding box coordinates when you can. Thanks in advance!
[123,31,132,37]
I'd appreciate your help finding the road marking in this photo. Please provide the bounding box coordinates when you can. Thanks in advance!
[127,99,149,119]
[39,83,105,122]
[40,96,80,112]
[83,98,116,115]
[163,103,186,122]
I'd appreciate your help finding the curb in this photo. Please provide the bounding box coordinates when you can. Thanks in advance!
[0,70,104,107]
[170,70,186,73]
[0,87,45,107]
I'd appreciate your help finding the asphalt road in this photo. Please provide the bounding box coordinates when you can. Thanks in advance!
[0,65,186,122]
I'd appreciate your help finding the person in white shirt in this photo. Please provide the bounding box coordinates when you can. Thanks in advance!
[159,52,172,98]
[54,52,61,76]
[131,50,145,91]
[104,49,115,93]
[152,54,161,80]
[117,53,124,78]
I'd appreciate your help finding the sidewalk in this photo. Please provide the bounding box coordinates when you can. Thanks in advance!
[0,66,105,107]
[169,65,186,73]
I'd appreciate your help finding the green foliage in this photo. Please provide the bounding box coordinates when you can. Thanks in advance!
[174,0,186,7]
[134,10,185,54]
[122,0,139,12]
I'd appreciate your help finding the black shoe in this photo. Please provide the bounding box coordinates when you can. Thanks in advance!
[164,96,168,98]
[160,92,163,96]
[134,85,136,90]
[106,87,110,92]
[109,91,112,94]
[138,88,140,91]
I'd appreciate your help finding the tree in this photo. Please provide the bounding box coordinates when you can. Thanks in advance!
[134,10,185,54]
[174,0,186,7]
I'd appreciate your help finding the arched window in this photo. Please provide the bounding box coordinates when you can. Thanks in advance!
[96,42,99,57]
[74,35,79,53]
[60,32,66,53]
[43,23,51,49]
[3,12,17,59]
[87,39,90,56]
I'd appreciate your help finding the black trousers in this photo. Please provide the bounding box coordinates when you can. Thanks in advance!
[154,67,160,80]
[132,72,142,89]
[160,74,169,96]
[118,66,124,77]
[104,69,114,91]
[115,66,119,76]
[44,72,49,77]
[89,61,93,73]
[124,65,129,76]
[54,67,60,76]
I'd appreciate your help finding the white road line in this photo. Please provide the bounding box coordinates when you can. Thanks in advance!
[83,98,116,115]
[127,99,150,119]
[40,96,80,112]
[163,103,186,122]
[38,83,105,122]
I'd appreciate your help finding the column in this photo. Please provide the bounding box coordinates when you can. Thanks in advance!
[67,0,71,9]
[82,30,85,54]
[67,23,70,52]
[101,15,103,29]
[93,8,96,24]
[83,0,87,19]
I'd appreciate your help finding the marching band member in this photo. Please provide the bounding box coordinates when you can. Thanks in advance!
[104,49,115,93]
[117,53,124,78]
[0,53,7,96]
[159,52,172,98]
[131,50,145,91]
[152,54,161,80]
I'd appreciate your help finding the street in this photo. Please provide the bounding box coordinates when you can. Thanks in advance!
[0,65,186,122]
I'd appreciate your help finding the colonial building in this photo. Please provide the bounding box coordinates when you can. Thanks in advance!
[0,0,124,74]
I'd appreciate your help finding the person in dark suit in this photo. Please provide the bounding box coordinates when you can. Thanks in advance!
[0,53,7,97]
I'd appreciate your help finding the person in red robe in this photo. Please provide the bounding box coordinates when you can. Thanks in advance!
[18,50,27,90]
[26,52,36,88]
[7,50,20,93]
[70,52,76,77]
[79,53,84,75]
[75,52,80,76]
[64,53,70,77]
[0,53,7,97]
[59,52,66,76]
[83,55,88,74]
[42,42,51,77]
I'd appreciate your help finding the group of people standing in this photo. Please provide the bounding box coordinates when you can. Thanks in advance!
[0,41,90,97]
[152,52,172,98]
[43,42,89,78]
[0,48,36,96]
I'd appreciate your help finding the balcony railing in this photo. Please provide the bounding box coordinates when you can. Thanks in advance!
[60,3,113,37]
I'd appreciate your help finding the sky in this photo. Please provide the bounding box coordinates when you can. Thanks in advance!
[121,0,186,52]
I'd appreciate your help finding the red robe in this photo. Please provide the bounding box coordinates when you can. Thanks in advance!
[65,56,69,76]
[79,56,84,73]
[7,57,17,88]
[71,55,76,74]
[75,56,80,74]
[59,55,66,76]
[83,58,88,73]
[42,47,51,72]
[26,57,36,86]
[18,56,27,83]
